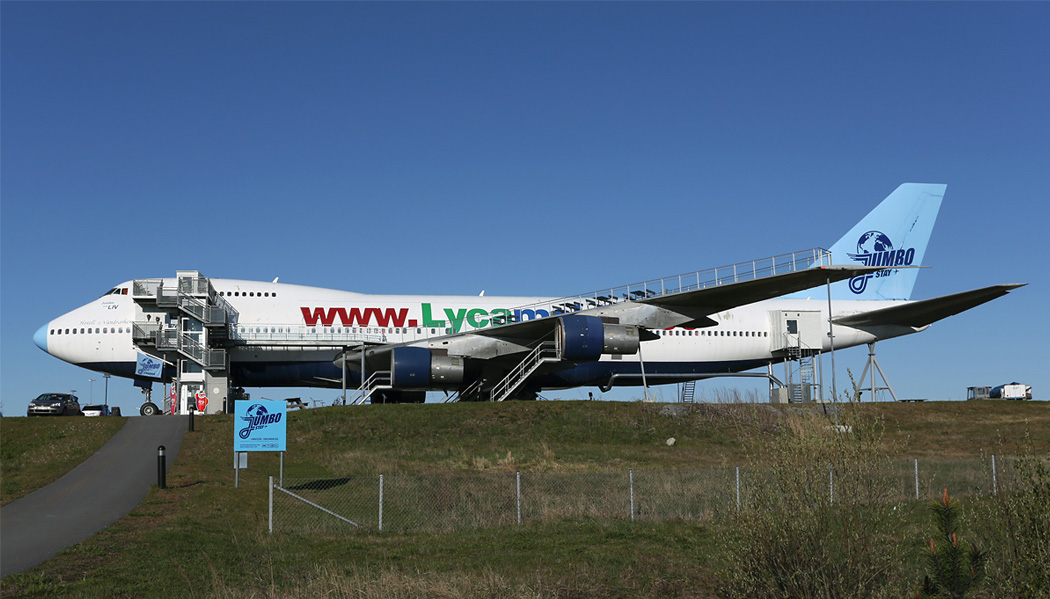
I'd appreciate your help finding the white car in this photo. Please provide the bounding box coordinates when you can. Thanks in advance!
[82,404,111,417]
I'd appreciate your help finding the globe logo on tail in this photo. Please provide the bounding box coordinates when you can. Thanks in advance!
[846,230,915,294]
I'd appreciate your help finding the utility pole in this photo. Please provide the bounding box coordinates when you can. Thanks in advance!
[103,373,111,407]
[89,378,96,403]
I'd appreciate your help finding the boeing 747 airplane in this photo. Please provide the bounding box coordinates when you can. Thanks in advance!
[34,184,1022,414]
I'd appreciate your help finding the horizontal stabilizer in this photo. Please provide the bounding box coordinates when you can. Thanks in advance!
[832,284,1025,329]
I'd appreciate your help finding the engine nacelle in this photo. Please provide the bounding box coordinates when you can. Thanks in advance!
[558,315,640,362]
[390,347,465,388]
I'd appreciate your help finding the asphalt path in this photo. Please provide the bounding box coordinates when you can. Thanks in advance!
[1,415,187,577]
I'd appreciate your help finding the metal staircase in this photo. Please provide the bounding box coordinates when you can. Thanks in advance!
[785,345,818,403]
[444,379,484,403]
[489,341,560,402]
[158,291,229,326]
[130,271,237,415]
[348,371,392,405]
[132,272,232,371]
[680,380,696,403]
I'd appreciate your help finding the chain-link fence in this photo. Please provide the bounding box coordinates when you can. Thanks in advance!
[268,455,1017,534]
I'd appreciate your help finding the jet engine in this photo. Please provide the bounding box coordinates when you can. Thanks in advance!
[390,346,465,388]
[558,314,640,362]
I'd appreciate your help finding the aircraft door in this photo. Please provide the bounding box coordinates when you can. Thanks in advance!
[769,311,823,352]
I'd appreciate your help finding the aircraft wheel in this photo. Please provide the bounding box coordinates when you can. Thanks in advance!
[140,402,160,416]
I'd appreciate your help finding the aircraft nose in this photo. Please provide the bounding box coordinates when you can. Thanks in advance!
[34,324,49,353]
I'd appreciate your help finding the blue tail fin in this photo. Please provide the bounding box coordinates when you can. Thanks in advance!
[826,183,945,301]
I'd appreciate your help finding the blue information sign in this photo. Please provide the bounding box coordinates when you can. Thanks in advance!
[234,400,287,452]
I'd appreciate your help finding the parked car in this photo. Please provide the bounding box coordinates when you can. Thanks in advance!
[82,404,111,417]
[27,393,83,416]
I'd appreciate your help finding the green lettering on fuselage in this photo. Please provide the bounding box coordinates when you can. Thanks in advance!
[420,303,517,332]
[421,303,446,328]
[443,308,468,333]
[466,308,489,328]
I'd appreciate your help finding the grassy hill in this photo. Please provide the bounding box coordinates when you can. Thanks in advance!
[1,400,1047,598]
[1,416,126,506]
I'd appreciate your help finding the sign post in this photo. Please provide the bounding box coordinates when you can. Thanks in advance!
[233,401,287,488]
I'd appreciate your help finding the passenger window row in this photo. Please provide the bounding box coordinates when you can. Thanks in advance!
[51,327,126,335]
[219,291,277,298]
[659,329,768,337]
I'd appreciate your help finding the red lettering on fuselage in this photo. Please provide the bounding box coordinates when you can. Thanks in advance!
[300,307,410,328]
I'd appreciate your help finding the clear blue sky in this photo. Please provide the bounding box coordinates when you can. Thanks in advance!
[2,2,1047,415]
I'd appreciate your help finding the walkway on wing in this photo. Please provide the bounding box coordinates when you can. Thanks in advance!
[1,415,187,577]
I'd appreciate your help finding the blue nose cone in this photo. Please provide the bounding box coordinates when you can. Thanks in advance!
[34,324,49,352]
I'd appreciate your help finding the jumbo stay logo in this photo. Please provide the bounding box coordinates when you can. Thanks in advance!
[299,304,551,332]
[238,403,283,439]
[846,230,916,294]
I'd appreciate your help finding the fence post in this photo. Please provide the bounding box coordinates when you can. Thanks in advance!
[516,471,522,526]
[379,474,384,533]
[735,466,740,511]
[992,454,998,496]
[268,476,273,534]
[829,464,834,505]
[629,469,635,522]
[914,458,919,500]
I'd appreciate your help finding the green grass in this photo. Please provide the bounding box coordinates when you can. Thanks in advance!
[1,416,127,505]
[1,400,1047,598]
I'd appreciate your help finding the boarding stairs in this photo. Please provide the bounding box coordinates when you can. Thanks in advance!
[785,345,819,403]
[132,323,226,370]
[444,379,484,403]
[155,287,229,326]
[679,380,696,403]
[348,370,393,405]
[154,329,227,370]
[132,272,233,371]
[489,341,560,402]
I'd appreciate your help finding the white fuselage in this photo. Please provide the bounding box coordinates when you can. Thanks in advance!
[37,278,919,391]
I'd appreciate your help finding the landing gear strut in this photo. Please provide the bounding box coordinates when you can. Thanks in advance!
[139,387,160,416]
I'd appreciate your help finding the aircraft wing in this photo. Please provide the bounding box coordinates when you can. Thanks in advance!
[634,265,877,312]
[341,264,892,370]
[473,264,891,339]
[832,284,1025,328]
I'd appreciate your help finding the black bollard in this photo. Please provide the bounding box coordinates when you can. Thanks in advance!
[158,445,166,489]
[188,406,194,432]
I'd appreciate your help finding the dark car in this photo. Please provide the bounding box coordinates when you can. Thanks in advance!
[27,393,83,416]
